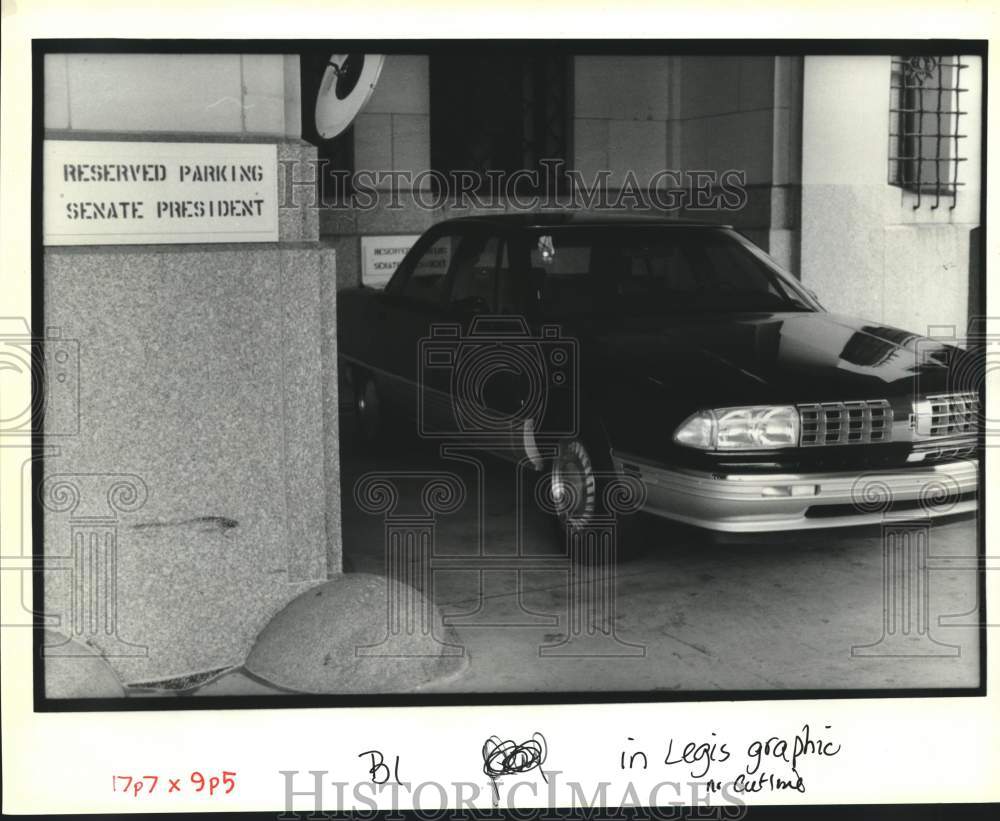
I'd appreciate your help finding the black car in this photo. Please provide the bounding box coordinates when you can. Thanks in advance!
[338,213,979,549]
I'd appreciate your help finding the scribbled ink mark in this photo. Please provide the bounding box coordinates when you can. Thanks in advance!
[481,732,548,806]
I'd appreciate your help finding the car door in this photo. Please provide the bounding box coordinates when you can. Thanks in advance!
[429,231,536,442]
[417,226,502,434]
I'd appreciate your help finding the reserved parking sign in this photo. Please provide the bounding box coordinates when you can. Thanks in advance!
[43,140,279,246]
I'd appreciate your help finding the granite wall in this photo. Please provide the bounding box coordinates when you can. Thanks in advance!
[42,52,341,687]
[42,243,338,684]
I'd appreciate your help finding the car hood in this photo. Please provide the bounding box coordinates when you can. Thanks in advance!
[579,311,965,407]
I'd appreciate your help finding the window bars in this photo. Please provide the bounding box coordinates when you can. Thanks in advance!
[889,56,968,209]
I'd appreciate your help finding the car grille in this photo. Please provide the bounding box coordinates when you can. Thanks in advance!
[912,444,978,462]
[798,400,892,447]
[921,391,980,437]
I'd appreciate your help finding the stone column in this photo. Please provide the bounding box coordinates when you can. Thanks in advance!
[41,53,341,689]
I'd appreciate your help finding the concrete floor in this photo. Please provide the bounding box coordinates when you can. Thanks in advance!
[337,409,981,694]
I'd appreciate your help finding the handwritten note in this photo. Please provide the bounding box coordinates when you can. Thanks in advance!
[619,724,843,795]
[279,723,845,814]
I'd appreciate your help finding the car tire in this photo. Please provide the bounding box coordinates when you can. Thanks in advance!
[546,434,648,563]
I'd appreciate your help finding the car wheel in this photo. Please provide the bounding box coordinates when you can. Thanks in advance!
[547,436,646,563]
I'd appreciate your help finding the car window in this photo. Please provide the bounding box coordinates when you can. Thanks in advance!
[527,227,815,316]
[449,234,500,310]
[397,233,457,305]
[618,241,699,297]
[690,241,785,298]
[529,238,594,315]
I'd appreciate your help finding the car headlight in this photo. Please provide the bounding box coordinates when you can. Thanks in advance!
[674,405,800,450]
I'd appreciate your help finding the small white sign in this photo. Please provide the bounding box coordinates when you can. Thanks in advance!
[361,234,420,288]
[44,140,279,245]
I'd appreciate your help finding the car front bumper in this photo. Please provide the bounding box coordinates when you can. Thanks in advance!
[610,452,979,532]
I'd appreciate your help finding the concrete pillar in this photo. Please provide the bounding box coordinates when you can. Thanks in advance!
[42,52,340,687]
[800,55,981,332]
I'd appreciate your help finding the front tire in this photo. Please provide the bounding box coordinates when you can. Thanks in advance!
[547,436,647,563]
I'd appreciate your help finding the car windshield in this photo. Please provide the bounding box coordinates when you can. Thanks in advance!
[527,227,817,316]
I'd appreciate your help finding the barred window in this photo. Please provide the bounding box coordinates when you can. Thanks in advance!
[888,56,968,209]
